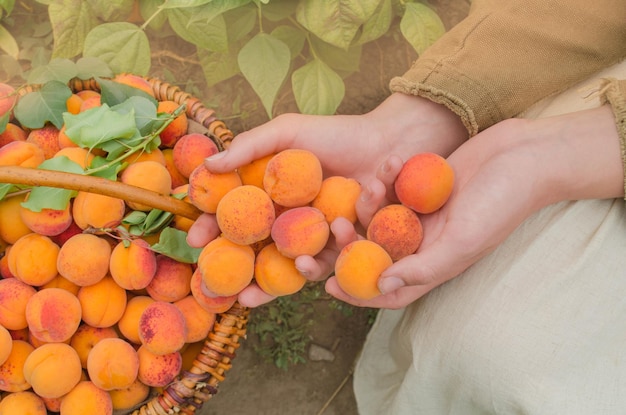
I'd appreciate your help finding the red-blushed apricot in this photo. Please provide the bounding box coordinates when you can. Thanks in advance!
[41,395,63,413]
[174,295,216,343]
[190,269,237,314]
[57,233,111,286]
[170,184,194,232]
[136,344,182,387]
[334,240,393,300]
[254,243,307,297]
[72,191,126,230]
[49,218,82,247]
[197,236,255,297]
[26,124,60,160]
[367,204,424,261]
[188,164,242,214]
[163,148,188,189]
[312,176,361,224]
[0,196,31,244]
[0,340,33,392]
[216,185,276,245]
[0,246,14,279]
[0,83,17,120]
[117,295,154,345]
[79,95,101,112]
[39,275,80,296]
[0,278,36,330]
[109,238,157,291]
[53,146,94,169]
[270,206,330,259]
[0,326,11,365]
[145,255,192,302]
[19,198,72,237]
[7,233,60,287]
[0,141,45,168]
[157,100,188,148]
[60,380,113,415]
[0,390,46,415]
[172,133,219,178]
[76,89,100,101]
[138,301,187,355]
[77,276,127,328]
[113,73,155,97]
[0,123,27,147]
[237,153,275,188]
[9,327,29,341]
[394,152,455,214]
[22,342,82,398]
[65,93,83,115]
[25,288,82,343]
[108,378,150,411]
[70,324,119,368]
[263,149,323,207]
[87,337,139,391]
[120,160,173,211]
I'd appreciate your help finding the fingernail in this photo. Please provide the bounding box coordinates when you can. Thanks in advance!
[378,276,405,294]
[206,150,227,161]
[360,184,372,202]
[380,159,391,174]
[296,267,310,278]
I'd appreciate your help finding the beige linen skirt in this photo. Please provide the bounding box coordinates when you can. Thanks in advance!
[353,61,626,415]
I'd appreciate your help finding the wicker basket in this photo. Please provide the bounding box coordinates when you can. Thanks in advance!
[2,76,249,415]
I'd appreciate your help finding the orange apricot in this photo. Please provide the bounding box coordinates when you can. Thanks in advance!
[312,176,361,224]
[108,378,150,411]
[163,148,188,189]
[77,276,127,328]
[26,124,60,159]
[197,236,255,297]
[0,246,14,279]
[70,324,119,368]
[367,204,424,261]
[126,147,166,165]
[334,239,393,300]
[39,274,80,296]
[0,141,45,168]
[25,288,82,343]
[76,89,101,101]
[65,93,83,115]
[72,191,126,230]
[138,301,187,355]
[87,337,139,391]
[0,278,36,330]
[109,238,157,291]
[172,133,219,178]
[22,342,82,398]
[19,198,72,237]
[59,380,113,415]
[53,146,94,168]
[170,184,194,232]
[145,255,192,302]
[187,164,242,214]
[0,390,46,414]
[190,269,238,314]
[79,95,101,112]
[237,153,275,188]
[120,160,172,211]
[157,100,188,148]
[254,243,307,296]
[0,195,31,244]
[174,295,216,343]
[0,326,11,365]
[215,185,275,245]
[263,149,323,207]
[57,233,111,286]
[136,344,182,387]
[270,206,329,259]
[113,73,155,97]
[7,233,60,286]
[117,295,154,345]
[0,123,27,147]
[57,124,78,148]
[394,152,454,214]
[0,340,33,392]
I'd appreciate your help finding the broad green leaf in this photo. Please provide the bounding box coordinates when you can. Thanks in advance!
[0,0,15,16]
[86,0,134,21]
[271,25,305,60]
[75,57,114,79]
[357,0,392,44]
[83,22,151,75]
[22,156,84,212]
[0,113,8,134]
[13,81,72,129]
[160,0,214,8]
[238,33,290,118]
[0,183,14,200]
[123,211,148,225]
[198,47,240,87]
[27,58,78,84]
[167,8,228,52]
[296,0,381,50]
[151,227,202,263]
[139,0,168,30]
[309,35,361,75]
[187,0,250,24]
[224,4,256,43]
[400,2,445,55]
[88,155,122,180]
[261,0,297,22]
[0,24,18,59]
[63,104,139,149]
[98,78,157,108]
[110,96,159,136]
[292,59,344,115]
[49,0,99,59]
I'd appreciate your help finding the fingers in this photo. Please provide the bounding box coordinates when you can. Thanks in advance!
[238,283,277,308]
[186,213,220,248]
[376,154,403,203]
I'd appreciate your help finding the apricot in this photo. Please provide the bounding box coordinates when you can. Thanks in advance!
[49,218,82,247]
[0,278,36,330]
[57,233,111,286]
[188,164,242,214]
[145,255,192,302]
[53,146,94,168]
[170,184,194,232]
[138,301,187,355]
[0,123,27,147]
[25,288,81,343]
[0,196,31,244]
[0,391,46,415]
[271,206,329,259]
[180,340,204,372]
[0,247,13,279]
[0,326,11,365]
[136,344,182,387]
[127,147,166,165]
[334,240,393,300]
[394,152,454,214]
[70,324,119,368]
[237,153,275,188]
[77,276,127,328]
[65,93,83,115]
[254,243,307,296]
[19,198,72,237]
[22,342,82,398]
[312,176,361,224]
[0,83,16,120]
[26,124,60,160]
[197,236,255,297]
[87,337,139,390]
[39,274,80,296]
[117,295,154,345]
[0,141,45,168]
[120,160,172,211]
[57,124,77,148]
[216,185,275,245]
[79,95,101,112]
[72,191,126,230]
[8,233,60,287]
[157,100,188,148]
[0,340,33,392]
[109,238,157,290]
[108,377,150,411]
[263,149,323,207]
[172,133,219,178]
[190,269,237,314]
[367,204,424,261]
[76,89,101,101]
[41,395,62,413]
[60,380,113,415]
[113,73,155,97]
[174,295,216,343]
[163,148,188,189]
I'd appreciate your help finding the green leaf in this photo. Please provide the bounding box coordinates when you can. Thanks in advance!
[26,58,78,84]
[400,2,445,55]
[110,96,159,136]
[295,0,381,50]
[357,0,392,44]
[224,4,256,43]
[0,113,8,134]
[63,104,139,149]
[271,25,305,60]
[75,57,114,80]
[49,0,99,59]
[198,47,240,87]
[159,0,214,8]
[0,0,15,16]
[0,183,15,200]
[122,210,147,225]
[0,23,18,59]
[13,81,72,129]
[86,0,134,21]
[261,0,297,22]
[22,156,84,212]
[139,0,168,30]
[151,227,202,263]
[167,7,228,52]
[82,22,151,75]
[98,78,157,108]
[292,59,344,115]
[309,35,362,75]
[88,155,122,180]
[238,33,290,118]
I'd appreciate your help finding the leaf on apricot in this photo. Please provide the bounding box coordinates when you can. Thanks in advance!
[14,80,72,129]
[22,156,84,212]
[63,104,139,149]
[27,58,78,85]
[151,227,202,264]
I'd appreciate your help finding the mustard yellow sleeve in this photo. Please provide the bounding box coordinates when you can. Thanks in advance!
[391,0,626,136]
[598,78,626,197]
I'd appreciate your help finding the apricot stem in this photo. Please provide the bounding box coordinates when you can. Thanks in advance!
[0,166,202,220]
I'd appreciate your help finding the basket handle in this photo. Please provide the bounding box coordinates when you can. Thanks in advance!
[0,166,203,220]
